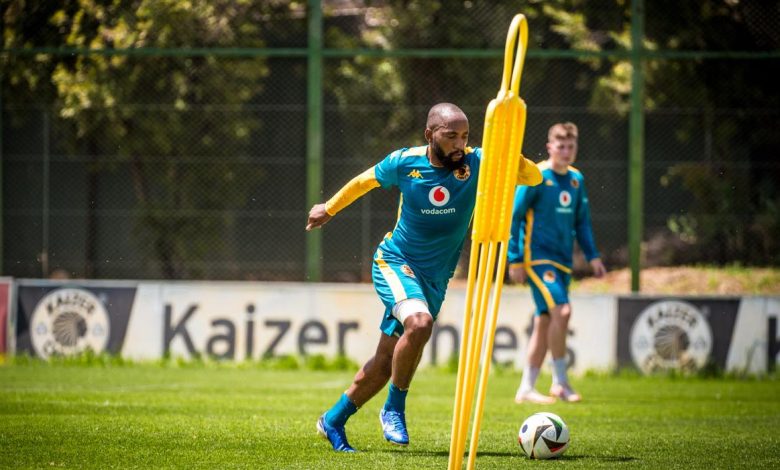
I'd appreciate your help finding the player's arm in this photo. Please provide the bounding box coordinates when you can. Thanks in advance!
[516,155,543,186]
[574,177,606,277]
[507,184,536,283]
[306,167,380,231]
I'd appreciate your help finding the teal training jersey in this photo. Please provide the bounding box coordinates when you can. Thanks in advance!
[373,145,482,281]
[507,161,599,269]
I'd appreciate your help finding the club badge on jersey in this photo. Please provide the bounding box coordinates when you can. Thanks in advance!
[454,164,471,181]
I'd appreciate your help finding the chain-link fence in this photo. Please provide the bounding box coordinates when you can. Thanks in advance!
[2,0,778,282]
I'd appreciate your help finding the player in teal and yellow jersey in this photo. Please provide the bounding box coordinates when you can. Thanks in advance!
[507,122,606,405]
[306,103,542,452]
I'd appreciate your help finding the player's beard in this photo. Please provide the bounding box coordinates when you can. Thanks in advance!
[432,140,465,171]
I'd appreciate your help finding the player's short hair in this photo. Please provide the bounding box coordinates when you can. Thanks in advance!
[548,122,578,142]
[427,103,467,131]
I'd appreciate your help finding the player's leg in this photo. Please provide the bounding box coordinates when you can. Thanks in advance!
[516,314,555,404]
[546,271,580,402]
[547,303,571,361]
[317,252,408,453]
[390,308,433,389]
[371,257,436,446]
[515,265,556,404]
[346,333,396,405]
[379,300,433,446]
[318,329,397,452]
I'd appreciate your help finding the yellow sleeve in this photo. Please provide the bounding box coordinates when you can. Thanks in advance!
[324,166,381,216]
[516,156,543,186]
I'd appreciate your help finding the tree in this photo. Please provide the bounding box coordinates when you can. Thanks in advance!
[2,0,305,278]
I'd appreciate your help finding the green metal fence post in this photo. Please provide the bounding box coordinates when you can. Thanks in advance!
[0,69,3,274]
[306,0,324,282]
[628,0,645,292]
[42,111,50,278]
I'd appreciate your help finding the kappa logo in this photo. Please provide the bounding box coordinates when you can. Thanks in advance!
[30,288,111,359]
[559,190,572,207]
[454,164,471,181]
[428,186,450,207]
[407,169,423,179]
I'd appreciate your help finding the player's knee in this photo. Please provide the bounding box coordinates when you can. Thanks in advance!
[404,313,433,346]
[554,304,572,323]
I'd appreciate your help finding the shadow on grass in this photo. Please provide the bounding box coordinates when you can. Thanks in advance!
[561,455,638,462]
[375,448,637,463]
[374,449,518,458]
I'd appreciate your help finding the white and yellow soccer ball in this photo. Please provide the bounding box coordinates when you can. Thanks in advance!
[517,412,570,459]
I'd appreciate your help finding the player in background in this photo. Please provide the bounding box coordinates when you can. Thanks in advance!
[306,103,542,452]
[507,122,606,404]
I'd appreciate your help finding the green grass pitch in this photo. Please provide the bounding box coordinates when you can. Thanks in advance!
[1,361,779,469]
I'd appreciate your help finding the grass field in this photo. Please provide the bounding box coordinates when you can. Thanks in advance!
[1,361,779,469]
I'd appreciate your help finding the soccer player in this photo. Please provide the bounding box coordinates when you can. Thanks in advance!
[507,122,606,404]
[306,103,542,452]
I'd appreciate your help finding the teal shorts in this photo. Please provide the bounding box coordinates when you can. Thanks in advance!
[372,249,447,337]
[526,264,571,315]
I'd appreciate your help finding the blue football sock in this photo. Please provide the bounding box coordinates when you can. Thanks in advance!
[383,383,408,413]
[324,393,358,427]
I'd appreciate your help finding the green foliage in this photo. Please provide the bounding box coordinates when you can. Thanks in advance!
[3,0,778,278]
[6,351,359,373]
[2,0,297,278]
[662,161,779,265]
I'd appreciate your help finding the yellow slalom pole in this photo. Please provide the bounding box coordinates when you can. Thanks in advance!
[467,99,528,470]
[447,13,530,470]
[455,240,495,462]
[448,237,481,468]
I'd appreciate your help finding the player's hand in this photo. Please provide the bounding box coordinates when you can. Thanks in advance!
[509,265,527,284]
[306,203,332,231]
[590,258,606,278]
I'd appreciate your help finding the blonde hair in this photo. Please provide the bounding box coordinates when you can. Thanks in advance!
[548,122,578,142]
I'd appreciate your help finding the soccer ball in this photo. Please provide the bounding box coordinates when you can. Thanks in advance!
[517,412,570,459]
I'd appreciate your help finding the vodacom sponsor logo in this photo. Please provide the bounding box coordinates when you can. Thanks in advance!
[428,186,450,207]
[559,190,572,207]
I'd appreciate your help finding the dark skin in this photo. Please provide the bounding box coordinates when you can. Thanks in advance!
[305,104,469,405]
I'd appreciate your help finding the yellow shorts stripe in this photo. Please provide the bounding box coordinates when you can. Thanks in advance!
[522,209,555,309]
[525,265,556,310]
[374,257,407,303]
[528,259,572,274]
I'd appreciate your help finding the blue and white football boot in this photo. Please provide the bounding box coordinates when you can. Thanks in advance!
[317,414,356,452]
[379,409,409,446]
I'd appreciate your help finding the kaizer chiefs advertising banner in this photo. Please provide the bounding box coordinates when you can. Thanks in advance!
[12,280,616,372]
[617,296,775,374]
[15,281,138,358]
[11,280,779,373]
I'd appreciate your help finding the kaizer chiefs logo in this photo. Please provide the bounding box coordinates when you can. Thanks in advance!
[629,300,713,374]
[543,270,556,283]
[570,178,579,189]
[400,264,416,278]
[454,164,471,181]
[30,288,110,359]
